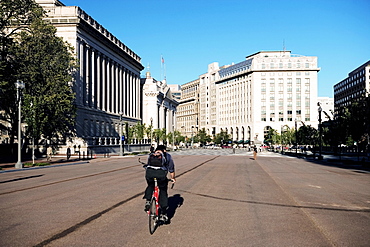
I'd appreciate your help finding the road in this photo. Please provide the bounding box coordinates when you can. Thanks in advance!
[1,150,369,246]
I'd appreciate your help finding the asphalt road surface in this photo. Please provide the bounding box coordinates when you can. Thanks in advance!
[1,150,369,247]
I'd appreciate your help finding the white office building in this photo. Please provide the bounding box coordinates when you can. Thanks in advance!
[192,51,320,144]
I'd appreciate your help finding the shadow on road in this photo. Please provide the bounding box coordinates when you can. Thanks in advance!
[167,194,184,223]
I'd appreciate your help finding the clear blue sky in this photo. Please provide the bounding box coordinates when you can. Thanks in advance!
[61,0,370,97]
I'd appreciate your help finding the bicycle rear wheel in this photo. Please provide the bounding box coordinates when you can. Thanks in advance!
[148,197,158,234]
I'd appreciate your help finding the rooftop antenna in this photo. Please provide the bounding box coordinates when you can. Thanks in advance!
[283,39,286,52]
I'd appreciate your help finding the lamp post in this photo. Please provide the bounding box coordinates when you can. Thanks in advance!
[295,118,298,155]
[318,103,323,160]
[150,117,153,143]
[119,112,123,156]
[15,80,25,169]
[172,124,176,149]
[191,126,194,147]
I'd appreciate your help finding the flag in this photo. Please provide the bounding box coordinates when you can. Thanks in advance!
[161,56,164,64]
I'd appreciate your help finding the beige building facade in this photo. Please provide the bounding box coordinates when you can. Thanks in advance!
[179,51,320,144]
[177,79,200,138]
[36,0,144,149]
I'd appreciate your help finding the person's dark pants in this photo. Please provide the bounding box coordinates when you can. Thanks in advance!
[144,168,168,212]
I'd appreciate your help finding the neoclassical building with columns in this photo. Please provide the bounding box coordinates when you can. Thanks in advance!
[141,72,178,141]
[36,0,144,149]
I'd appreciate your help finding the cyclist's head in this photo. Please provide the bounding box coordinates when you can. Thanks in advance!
[156,145,167,152]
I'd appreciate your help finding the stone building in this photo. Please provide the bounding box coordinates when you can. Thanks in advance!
[179,51,320,145]
[141,71,178,143]
[177,79,200,138]
[35,0,144,151]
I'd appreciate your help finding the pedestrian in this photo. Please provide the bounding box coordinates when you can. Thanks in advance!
[150,144,155,153]
[143,145,176,222]
[66,147,71,160]
[47,146,53,161]
[253,145,258,160]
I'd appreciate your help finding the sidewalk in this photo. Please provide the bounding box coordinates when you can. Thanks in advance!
[0,152,143,172]
[0,154,92,172]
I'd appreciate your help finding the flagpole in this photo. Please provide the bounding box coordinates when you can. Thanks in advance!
[160,55,163,81]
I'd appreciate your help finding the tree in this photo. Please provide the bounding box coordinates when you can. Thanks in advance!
[153,128,167,144]
[297,125,318,146]
[213,130,231,145]
[133,122,145,143]
[0,1,77,148]
[173,130,184,144]
[195,128,212,145]
[0,0,41,147]
[145,123,153,142]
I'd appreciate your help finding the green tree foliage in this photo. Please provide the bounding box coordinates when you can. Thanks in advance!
[145,123,153,141]
[132,122,145,142]
[195,128,212,145]
[173,130,184,144]
[281,126,295,146]
[1,1,77,146]
[329,96,370,150]
[18,17,77,141]
[265,128,280,145]
[153,128,167,144]
[213,130,231,145]
[0,0,40,145]
[297,124,318,146]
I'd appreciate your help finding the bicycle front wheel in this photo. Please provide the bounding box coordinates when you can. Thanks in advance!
[148,197,157,234]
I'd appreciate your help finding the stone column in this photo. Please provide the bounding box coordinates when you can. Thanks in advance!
[124,68,127,116]
[96,51,101,110]
[91,48,96,109]
[128,71,132,117]
[77,39,84,106]
[101,54,107,111]
[106,59,111,113]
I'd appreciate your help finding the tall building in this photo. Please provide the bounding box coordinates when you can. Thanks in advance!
[333,60,370,113]
[167,84,182,101]
[35,0,144,149]
[141,72,178,139]
[177,79,200,137]
[318,97,334,121]
[180,51,320,144]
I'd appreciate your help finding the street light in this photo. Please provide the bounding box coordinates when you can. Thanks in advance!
[150,117,153,143]
[15,80,25,169]
[119,112,123,156]
[191,126,194,147]
[318,102,323,160]
[295,118,298,155]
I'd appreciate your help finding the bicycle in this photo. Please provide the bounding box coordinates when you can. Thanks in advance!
[139,158,174,234]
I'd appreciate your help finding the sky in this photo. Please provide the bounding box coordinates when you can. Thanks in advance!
[61,0,370,98]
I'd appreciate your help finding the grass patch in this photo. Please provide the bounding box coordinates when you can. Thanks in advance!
[24,162,51,167]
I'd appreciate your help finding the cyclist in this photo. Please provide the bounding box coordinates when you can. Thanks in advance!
[144,145,176,221]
